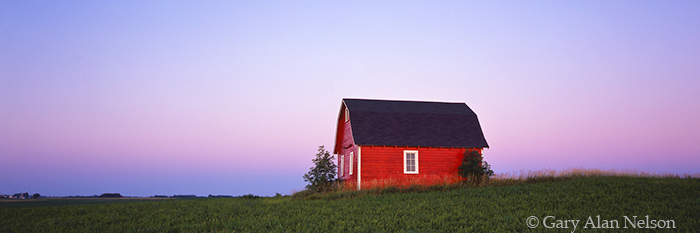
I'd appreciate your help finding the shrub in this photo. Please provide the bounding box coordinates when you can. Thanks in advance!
[238,194,263,199]
[98,193,122,198]
[302,145,338,192]
[458,150,494,184]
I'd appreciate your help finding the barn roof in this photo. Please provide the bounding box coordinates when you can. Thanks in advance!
[342,98,489,149]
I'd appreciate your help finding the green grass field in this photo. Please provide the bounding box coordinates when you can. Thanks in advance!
[1,176,699,232]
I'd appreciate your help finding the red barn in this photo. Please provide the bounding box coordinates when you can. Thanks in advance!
[334,99,489,190]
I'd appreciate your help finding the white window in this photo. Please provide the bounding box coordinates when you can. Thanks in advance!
[340,155,344,177]
[345,108,349,122]
[349,152,354,175]
[404,150,418,174]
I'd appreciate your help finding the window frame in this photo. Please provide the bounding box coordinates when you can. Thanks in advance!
[403,150,419,174]
[349,152,354,175]
[345,108,349,122]
[340,155,344,177]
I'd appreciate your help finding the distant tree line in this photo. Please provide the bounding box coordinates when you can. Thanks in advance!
[149,194,268,199]
[1,192,273,199]
[208,194,234,198]
[0,192,40,199]
[98,193,123,198]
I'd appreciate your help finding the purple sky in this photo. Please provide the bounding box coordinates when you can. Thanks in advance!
[2,1,699,197]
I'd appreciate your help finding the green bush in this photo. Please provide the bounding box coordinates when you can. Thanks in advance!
[458,150,494,184]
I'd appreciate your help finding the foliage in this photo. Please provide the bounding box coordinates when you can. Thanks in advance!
[98,193,122,198]
[237,194,263,199]
[1,177,699,232]
[302,145,338,192]
[458,150,494,183]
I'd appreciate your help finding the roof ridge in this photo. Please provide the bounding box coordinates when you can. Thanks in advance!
[343,98,465,105]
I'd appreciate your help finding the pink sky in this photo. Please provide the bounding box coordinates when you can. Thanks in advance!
[1,1,699,196]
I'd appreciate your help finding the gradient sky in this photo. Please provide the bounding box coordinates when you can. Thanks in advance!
[1,1,699,197]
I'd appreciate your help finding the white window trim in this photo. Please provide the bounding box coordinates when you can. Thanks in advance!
[345,108,349,122]
[340,155,344,177]
[357,146,361,190]
[403,150,419,174]
[349,152,354,175]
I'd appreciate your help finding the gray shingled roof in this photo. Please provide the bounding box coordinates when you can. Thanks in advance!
[343,99,489,148]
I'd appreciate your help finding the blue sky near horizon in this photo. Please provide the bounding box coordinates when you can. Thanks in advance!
[1,1,699,196]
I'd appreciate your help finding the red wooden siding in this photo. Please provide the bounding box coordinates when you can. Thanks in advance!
[359,146,482,189]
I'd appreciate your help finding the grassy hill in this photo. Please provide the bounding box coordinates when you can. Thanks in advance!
[2,176,698,232]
